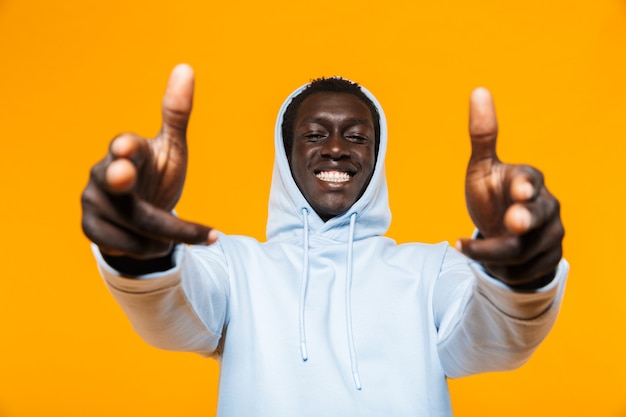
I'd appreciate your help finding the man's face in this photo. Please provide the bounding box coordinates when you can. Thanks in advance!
[288,92,376,221]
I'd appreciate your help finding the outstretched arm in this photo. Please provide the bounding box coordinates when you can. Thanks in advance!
[83,66,228,356]
[437,94,567,375]
[456,88,565,289]
[81,64,217,265]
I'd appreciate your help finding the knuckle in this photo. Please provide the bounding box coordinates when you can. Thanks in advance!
[88,162,104,183]
[504,238,526,264]
[81,190,104,219]
[162,107,190,126]
[88,164,99,180]
[555,221,565,241]
[81,215,111,248]
[553,198,562,216]
[81,216,98,242]
[519,164,544,186]
[80,185,97,206]
[131,205,157,231]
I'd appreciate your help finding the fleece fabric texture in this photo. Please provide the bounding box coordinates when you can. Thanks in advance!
[94,82,568,417]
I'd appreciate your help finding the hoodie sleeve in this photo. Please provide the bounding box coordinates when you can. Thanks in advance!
[433,245,568,378]
[93,242,229,358]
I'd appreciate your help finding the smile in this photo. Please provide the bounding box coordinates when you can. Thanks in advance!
[316,170,351,183]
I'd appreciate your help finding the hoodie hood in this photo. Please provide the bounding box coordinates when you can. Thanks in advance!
[266,80,390,242]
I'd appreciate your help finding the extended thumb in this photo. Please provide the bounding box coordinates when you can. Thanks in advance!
[468,87,498,161]
[161,64,195,140]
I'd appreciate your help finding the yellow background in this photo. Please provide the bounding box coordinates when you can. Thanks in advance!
[1,0,625,415]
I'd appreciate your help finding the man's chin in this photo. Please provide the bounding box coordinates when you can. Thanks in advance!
[310,202,354,222]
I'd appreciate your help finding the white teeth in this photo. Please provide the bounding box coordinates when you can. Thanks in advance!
[316,171,351,183]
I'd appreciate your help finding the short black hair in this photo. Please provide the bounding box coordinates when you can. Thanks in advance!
[281,77,381,158]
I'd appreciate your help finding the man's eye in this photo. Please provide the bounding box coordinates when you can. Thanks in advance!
[346,135,368,143]
[304,134,326,141]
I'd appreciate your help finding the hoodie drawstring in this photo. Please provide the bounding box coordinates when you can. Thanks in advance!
[298,210,363,390]
[299,208,310,362]
[345,213,362,390]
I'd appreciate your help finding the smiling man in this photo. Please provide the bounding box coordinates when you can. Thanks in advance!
[82,65,568,416]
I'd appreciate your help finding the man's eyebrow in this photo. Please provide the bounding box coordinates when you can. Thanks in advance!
[301,116,371,124]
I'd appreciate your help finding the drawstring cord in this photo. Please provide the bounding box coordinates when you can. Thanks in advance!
[298,209,362,390]
[346,213,362,390]
[299,208,310,361]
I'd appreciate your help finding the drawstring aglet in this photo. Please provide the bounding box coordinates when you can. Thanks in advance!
[300,343,308,361]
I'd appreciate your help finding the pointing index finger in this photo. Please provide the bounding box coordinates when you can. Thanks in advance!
[469,87,498,162]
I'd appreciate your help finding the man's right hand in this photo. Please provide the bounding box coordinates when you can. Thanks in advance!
[81,64,216,260]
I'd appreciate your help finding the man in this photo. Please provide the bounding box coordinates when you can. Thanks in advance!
[82,64,567,416]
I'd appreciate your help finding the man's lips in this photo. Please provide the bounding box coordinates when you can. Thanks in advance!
[315,170,352,183]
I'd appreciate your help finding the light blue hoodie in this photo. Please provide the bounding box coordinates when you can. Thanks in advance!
[96,81,568,416]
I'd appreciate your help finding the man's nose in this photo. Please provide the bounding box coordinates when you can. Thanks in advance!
[321,132,349,159]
